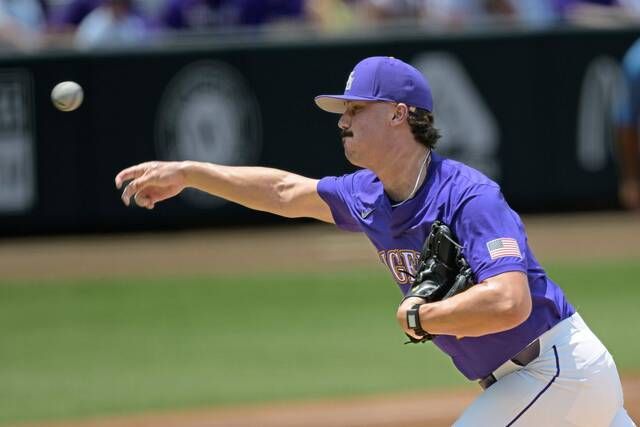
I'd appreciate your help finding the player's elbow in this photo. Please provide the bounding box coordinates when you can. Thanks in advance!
[273,174,329,221]
[488,272,532,331]
[272,175,300,217]
[497,291,532,331]
[499,295,532,330]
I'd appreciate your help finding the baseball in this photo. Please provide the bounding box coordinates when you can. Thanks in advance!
[51,81,84,112]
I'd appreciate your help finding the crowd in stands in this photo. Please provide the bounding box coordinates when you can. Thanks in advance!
[1,0,640,50]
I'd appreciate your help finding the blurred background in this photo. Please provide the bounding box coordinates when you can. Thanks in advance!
[0,1,639,426]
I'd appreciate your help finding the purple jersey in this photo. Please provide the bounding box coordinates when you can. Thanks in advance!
[317,152,575,380]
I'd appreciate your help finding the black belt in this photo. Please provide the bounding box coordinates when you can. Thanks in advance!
[478,339,540,390]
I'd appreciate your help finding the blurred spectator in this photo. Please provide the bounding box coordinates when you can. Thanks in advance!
[49,0,100,31]
[615,37,640,210]
[160,0,239,30]
[36,0,640,49]
[50,0,159,31]
[240,0,305,26]
[355,0,421,24]
[412,0,640,29]
[135,0,165,18]
[553,0,614,14]
[305,0,358,32]
[485,0,516,16]
[159,0,305,31]
[74,0,148,47]
[506,0,558,27]
[419,0,516,29]
[558,0,640,25]
[618,0,640,15]
[0,0,48,49]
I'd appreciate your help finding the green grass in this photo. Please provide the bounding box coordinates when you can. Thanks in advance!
[0,260,638,425]
[544,259,640,369]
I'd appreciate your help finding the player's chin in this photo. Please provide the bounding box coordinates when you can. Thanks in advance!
[343,145,363,167]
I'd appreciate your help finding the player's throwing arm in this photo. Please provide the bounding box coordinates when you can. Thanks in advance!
[115,161,333,222]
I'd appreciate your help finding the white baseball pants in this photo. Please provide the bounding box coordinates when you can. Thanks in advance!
[454,313,636,426]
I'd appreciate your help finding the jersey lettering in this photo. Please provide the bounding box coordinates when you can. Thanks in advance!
[378,249,420,285]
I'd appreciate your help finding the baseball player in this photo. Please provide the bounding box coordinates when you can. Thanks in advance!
[116,56,635,425]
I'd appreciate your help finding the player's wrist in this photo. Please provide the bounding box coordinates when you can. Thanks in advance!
[179,160,204,189]
[406,303,434,340]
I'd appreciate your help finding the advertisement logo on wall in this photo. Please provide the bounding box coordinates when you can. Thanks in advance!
[412,52,501,180]
[576,56,624,172]
[0,70,35,213]
[155,61,262,208]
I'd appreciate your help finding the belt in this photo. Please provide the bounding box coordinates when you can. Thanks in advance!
[478,338,540,390]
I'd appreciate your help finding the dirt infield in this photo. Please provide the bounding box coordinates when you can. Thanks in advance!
[4,211,640,426]
[18,377,640,427]
[2,211,639,281]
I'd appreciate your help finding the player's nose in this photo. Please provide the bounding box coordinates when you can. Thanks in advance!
[338,113,350,130]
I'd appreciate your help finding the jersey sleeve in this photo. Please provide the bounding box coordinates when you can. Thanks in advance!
[317,174,363,232]
[451,187,528,283]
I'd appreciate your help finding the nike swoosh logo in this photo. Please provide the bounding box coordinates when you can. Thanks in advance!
[360,207,375,219]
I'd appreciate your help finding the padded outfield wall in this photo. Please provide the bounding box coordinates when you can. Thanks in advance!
[0,27,637,235]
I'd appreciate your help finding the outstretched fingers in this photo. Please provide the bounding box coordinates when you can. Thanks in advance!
[120,171,160,207]
[114,162,156,189]
[116,161,185,208]
[134,190,154,210]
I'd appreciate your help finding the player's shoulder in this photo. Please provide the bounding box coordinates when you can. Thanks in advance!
[434,153,500,193]
[431,153,508,219]
[324,168,383,204]
[334,168,379,188]
[352,168,379,185]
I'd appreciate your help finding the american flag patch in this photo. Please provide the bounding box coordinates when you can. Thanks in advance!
[486,238,522,259]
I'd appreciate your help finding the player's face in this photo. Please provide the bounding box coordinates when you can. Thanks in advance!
[338,101,396,168]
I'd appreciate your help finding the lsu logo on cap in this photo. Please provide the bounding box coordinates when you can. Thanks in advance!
[345,71,354,91]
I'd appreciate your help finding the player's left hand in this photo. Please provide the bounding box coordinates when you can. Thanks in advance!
[397,296,428,339]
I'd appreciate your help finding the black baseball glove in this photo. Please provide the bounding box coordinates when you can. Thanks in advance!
[402,221,474,343]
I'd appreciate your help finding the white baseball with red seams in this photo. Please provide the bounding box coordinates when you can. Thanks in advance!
[51,81,83,112]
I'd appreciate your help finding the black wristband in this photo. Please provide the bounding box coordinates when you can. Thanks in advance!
[406,303,433,340]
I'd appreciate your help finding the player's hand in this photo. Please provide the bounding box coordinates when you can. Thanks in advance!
[396,296,427,339]
[115,161,189,209]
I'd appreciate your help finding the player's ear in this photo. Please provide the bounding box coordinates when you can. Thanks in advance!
[391,103,409,125]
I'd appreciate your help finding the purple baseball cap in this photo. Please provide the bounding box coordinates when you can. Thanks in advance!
[315,56,433,114]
